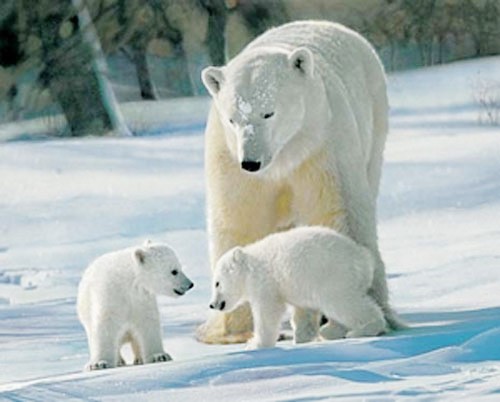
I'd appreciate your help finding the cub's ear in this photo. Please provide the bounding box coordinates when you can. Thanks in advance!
[143,239,153,247]
[202,66,224,97]
[232,247,246,264]
[288,47,314,78]
[134,248,147,265]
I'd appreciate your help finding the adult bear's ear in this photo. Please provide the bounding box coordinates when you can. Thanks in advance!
[202,66,224,97]
[288,47,314,78]
[232,247,246,264]
[134,248,147,265]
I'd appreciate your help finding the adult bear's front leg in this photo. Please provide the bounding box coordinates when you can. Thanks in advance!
[198,206,278,344]
[198,216,283,344]
[198,107,291,344]
[247,299,287,349]
[197,303,254,344]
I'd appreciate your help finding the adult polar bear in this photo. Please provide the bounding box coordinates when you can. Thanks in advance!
[198,20,401,344]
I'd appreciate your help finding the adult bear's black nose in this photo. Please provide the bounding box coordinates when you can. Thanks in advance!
[241,160,261,172]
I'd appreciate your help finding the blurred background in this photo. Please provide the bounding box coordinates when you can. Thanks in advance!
[1,2,500,393]
[0,0,499,137]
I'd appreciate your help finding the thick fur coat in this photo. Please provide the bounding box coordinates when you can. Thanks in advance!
[210,227,387,349]
[77,242,194,370]
[199,20,401,344]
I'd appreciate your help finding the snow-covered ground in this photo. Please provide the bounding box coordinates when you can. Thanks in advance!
[1,56,500,400]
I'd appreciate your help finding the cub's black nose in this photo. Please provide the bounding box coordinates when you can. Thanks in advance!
[188,282,194,289]
[241,160,261,172]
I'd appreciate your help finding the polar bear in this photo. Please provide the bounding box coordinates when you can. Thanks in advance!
[198,20,402,344]
[209,226,388,349]
[77,241,194,370]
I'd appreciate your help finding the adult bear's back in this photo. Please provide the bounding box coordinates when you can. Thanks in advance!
[244,20,383,87]
[245,20,388,195]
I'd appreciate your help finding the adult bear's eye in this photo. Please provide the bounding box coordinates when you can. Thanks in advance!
[171,270,178,276]
[215,281,220,288]
[229,118,235,125]
[262,112,274,119]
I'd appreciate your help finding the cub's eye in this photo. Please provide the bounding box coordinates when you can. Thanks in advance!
[262,112,274,119]
[171,270,178,276]
[215,281,220,288]
[229,118,235,125]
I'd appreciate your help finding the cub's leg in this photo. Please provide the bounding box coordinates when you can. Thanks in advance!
[325,294,387,338]
[247,300,287,350]
[319,321,348,340]
[86,319,120,370]
[136,314,172,364]
[130,333,143,365]
[291,307,321,344]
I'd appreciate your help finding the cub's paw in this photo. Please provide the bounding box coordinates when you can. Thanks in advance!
[246,338,274,350]
[293,326,318,344]
[345,320,387,338]
[86,360,109,371]
[319,322,347,340]
[246,340,259,350]
[133,357,144,365]
[151,353,172,363]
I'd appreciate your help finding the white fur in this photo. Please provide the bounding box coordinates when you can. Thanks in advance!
[210,226,388,349]
[199,21,402,344]
[77,241,194,370]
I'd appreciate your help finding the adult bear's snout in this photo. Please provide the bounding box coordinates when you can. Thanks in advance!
[241,160,261,172]
[209,300,226,310]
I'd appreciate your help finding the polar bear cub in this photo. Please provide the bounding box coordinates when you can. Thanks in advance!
[209,226,387,349]
[77,241,194,370]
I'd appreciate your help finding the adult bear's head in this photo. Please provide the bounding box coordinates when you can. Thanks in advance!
[202,46,326,178]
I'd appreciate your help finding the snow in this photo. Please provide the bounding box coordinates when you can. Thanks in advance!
[1,56,500,400]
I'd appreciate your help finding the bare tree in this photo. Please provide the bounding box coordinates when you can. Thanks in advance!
[21,0,129,136]
[0,2,23,69]
[236,0,289,38]
[202,0,227,66]
[402,0,437,66]
[225,0,289,58]
[363,0,409,71]
[473,74,500,125]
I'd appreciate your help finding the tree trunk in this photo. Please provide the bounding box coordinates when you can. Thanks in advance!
[130,44,158,100]
[204,0,227,66]
[29,0,129,137]
[239,0,289,38]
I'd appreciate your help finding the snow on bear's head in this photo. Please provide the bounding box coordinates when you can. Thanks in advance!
[202,46,320,178]
[209,247,248,312]
[133,241,194,298]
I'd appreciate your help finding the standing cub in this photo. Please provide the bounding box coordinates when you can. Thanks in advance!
[209,226,387,349]
[77,241,194,370]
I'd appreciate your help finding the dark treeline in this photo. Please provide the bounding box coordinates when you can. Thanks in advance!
[0,0,499,135]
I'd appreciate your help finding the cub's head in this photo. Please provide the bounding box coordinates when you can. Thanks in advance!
[209,247,248,312]
[133,241,194,297]
[202,47,316,177]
